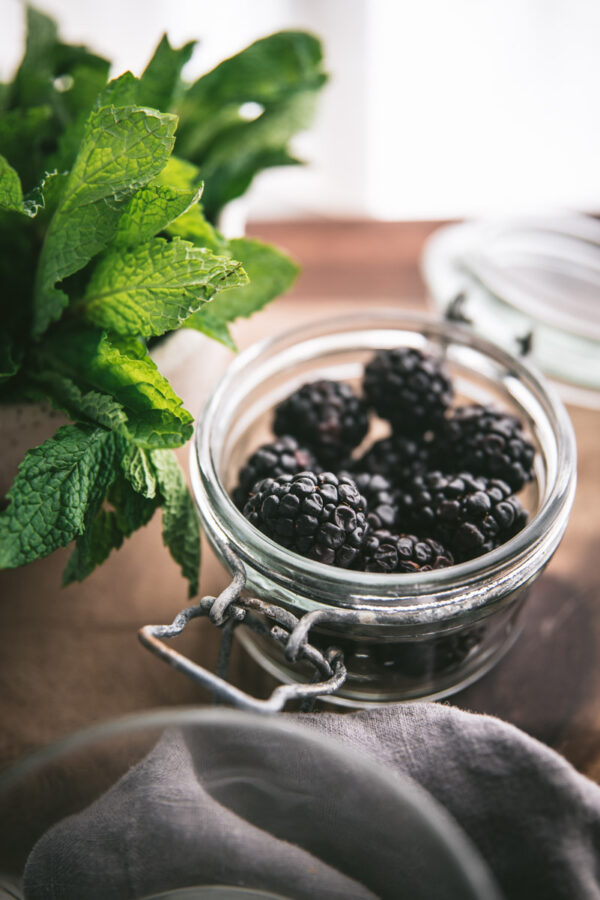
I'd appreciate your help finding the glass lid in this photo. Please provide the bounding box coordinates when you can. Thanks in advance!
[422,215,600,407]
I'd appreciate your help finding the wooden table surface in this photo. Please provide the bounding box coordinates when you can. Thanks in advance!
[1,220,599,783]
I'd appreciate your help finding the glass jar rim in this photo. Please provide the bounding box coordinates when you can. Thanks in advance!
[192,310,576,612]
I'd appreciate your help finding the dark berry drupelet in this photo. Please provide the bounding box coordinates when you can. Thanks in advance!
[273,379,369,465]
[436,404,535,492]
[356,434,431,489]
[344,472,398,531]
[360,529,454,573]
[397,471,528,562]
[363,347,453,434]
[232,436,319,510]
[243,471,367,567]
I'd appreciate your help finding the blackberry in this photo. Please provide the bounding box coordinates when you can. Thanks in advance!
[232,436,319,509]
[273,380,368,465]
[357,434,431,489]
[363,347,453,434]
[243,471,367,568]
[360,529,454,573]
[436,404,535,491]
[344,472,398,531]
[398,471,528,562]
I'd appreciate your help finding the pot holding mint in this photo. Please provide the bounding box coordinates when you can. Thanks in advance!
[174,312,576,706]
[0,8,325,596]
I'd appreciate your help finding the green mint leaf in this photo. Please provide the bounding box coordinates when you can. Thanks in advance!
[37,325,194,449]
[62,508,124,585]
[184,307,236,350]
[0,424,118,568]
[33,105,178,337]
[10,7,59,108]
[10,8,109,115]
[58,58,111,123]
[81,236,248,338]
[167,202,228,255]
[198,92,311,221]
[0,155,25,213]
[139,35,196,111]
[113,182,201,248]
[62,461,159,585]
[207,237,299,320]
[176,31,326,221]
[154,156,202,190]
[184,238,298,347]
[0,106,53,184]
[151,449,200,597]
[96,71,140,109]
[120,444,157,498]
[30,370,128,432]
[22,169,68,219]
[180,31,326,154]
[109,473,159,534]
[201,148,300,222]
[58,102,177,216]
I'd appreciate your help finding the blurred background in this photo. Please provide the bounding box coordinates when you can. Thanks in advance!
[4,0,600,222]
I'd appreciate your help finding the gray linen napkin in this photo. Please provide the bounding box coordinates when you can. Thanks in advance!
[301,704,600,900]
[22,703,600,900]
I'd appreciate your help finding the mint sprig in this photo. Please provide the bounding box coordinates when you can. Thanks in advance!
[0,7,324,594]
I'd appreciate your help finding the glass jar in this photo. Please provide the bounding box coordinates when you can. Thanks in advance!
[190,311,576,705]
[0,708,500,899]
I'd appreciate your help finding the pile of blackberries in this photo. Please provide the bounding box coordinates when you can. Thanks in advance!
[234,346,535,573]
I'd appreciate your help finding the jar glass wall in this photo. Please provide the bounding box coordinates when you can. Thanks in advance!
[191,312,576,704]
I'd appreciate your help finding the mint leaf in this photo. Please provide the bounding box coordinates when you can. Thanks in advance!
[201,146,300,222]
[139,35,196,111]
[179,31,326,154]
[154,156,202,190]
[81,236,247,338]
[62,464,159,584]
[21,169,68,219]
[167,202,228,255]
[151,449,200,596]
[184,307,236,350]
[62,507,124,585]
[109,473,159,534]
[31,370,128,432]
[197,92,311,221]
[0,106,53,181]
[121,444,157,498]
[33,105,178,337]
[96,71,140,109]
[10,7,59,109]
[0,425,118,568]
[10,7,109,111]
[0,155,24,213]
[176,31,326,219]
[36,325,194,448]
[113,182,201,248]
[205,237,299,320]
[185,238,298,348]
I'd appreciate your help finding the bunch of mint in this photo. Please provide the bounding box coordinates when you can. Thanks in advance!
[0,7,326,595]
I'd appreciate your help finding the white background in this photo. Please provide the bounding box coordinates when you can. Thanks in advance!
[3,0,600,220]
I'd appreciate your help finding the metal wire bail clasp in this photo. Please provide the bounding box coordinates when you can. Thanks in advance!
[138,543,347,714]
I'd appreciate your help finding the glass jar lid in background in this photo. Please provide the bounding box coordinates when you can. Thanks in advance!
[422,215,600,408]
